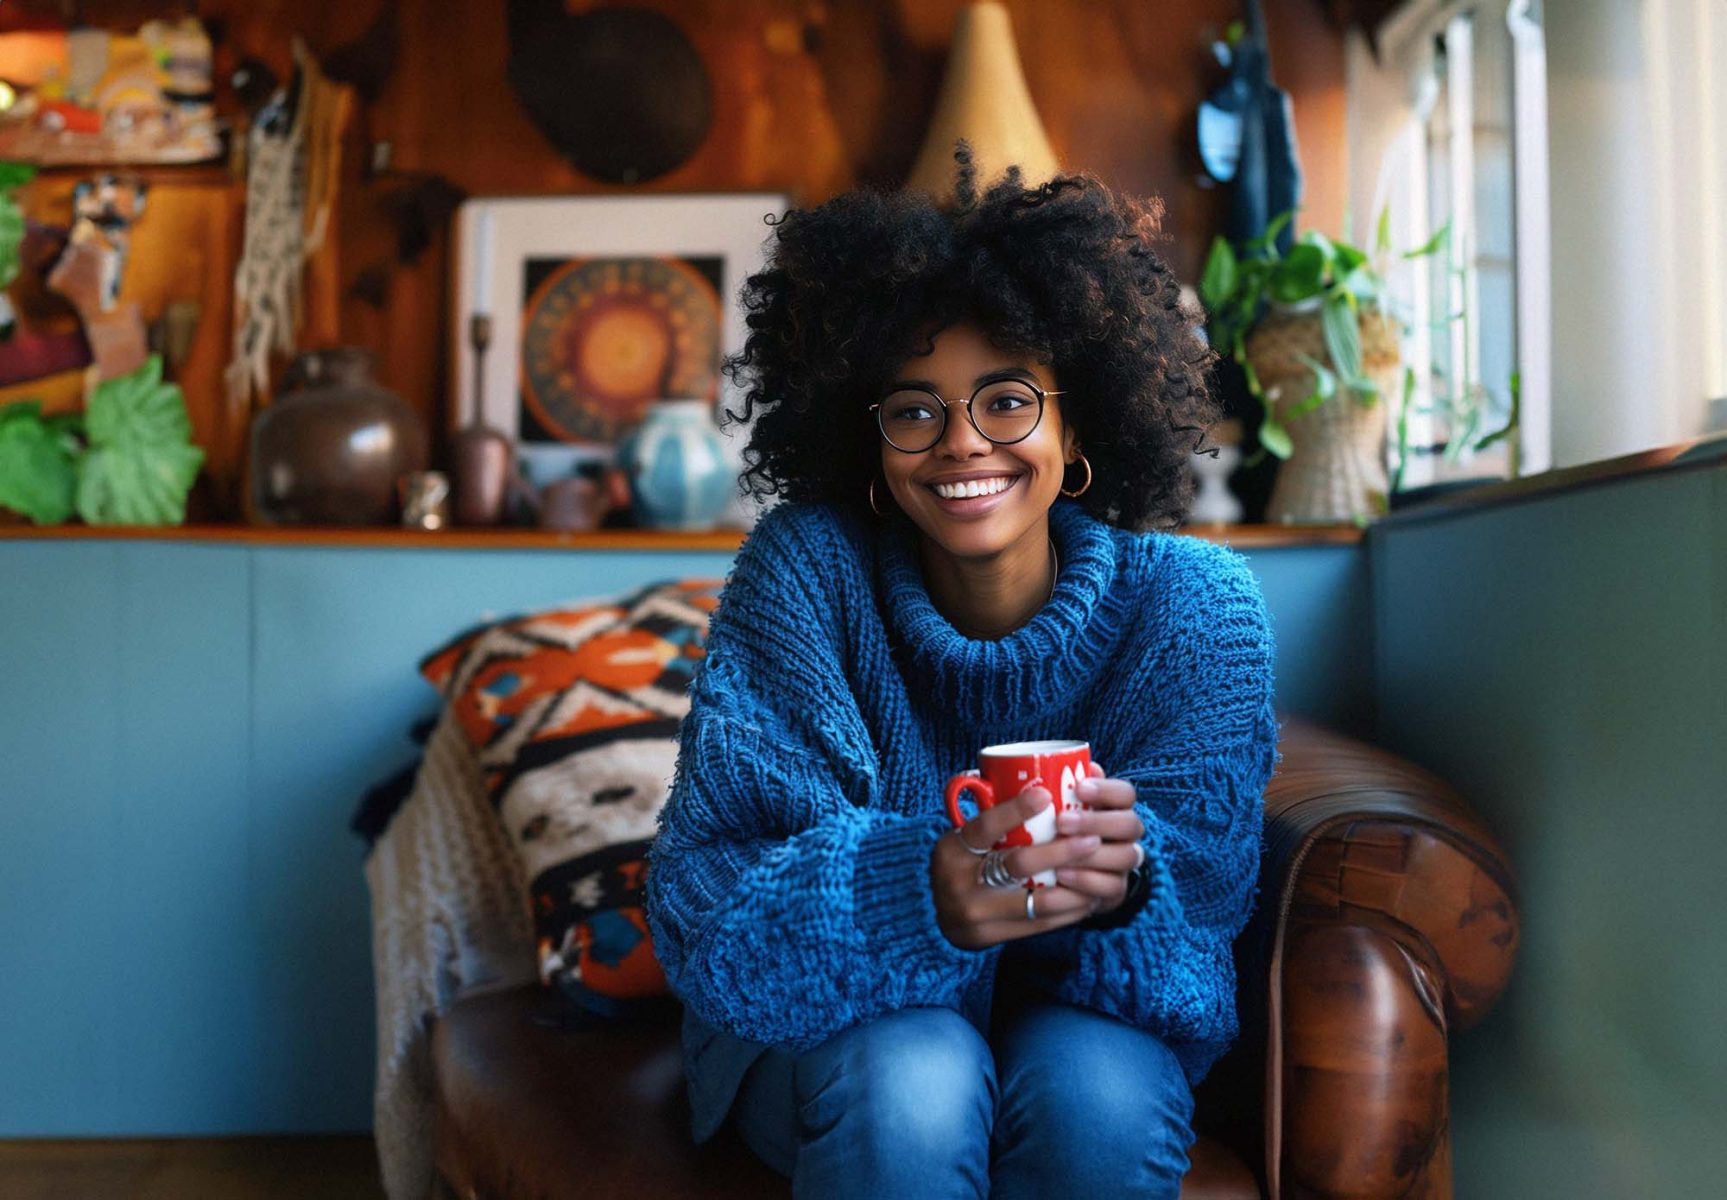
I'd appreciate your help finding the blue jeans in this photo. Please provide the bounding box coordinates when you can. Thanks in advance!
[727,985,1197,1198]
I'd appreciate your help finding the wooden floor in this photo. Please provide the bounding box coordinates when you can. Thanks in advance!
[0,1136,385,1199]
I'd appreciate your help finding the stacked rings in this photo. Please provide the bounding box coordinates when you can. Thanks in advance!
[979,849,1019,888]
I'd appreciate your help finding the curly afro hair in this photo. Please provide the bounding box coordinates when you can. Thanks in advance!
[721,146,1223,533]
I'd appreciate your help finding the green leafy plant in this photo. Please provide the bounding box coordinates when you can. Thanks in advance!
[1388,372,1523,494]
[0,355,204,526]
[1203,205,1523,502]
[1383,240,1523,493]
[1199,206,1451,464]
[0,399,79,523]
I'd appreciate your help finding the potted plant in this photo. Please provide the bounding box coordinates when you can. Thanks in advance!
[1200,208,1449,524]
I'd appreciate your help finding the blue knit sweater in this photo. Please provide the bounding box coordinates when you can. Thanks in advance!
[644,495,1281,1142]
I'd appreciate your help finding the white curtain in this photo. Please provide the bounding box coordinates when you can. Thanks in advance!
[1638,0,1727,444]
[1546,0,1727,464]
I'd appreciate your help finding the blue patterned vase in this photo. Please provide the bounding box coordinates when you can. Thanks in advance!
[616,399,737,530]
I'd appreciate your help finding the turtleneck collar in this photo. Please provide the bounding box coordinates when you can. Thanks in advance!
[874,496,1147,722]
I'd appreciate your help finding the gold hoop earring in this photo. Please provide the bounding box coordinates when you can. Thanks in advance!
[1060,454,1093,497]
[869,475,889,516]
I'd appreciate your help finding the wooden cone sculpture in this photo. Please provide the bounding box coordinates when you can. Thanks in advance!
[904,2,1060,204]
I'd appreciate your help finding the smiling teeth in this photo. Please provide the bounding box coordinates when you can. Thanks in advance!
[932,476,1016,499]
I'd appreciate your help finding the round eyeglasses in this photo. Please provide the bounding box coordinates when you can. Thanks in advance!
[869,379,1063,453]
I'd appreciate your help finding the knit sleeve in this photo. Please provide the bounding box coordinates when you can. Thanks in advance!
[643,505,991,1051]
[1031,539,1281,1079]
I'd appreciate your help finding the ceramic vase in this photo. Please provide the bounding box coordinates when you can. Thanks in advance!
[249,347,428,525]
[615,399,736,530]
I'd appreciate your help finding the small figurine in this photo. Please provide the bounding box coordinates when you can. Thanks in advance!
[47,173,149,380]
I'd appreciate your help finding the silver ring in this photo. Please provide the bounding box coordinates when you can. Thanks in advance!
[980,849,1019,888]
[954,829,993,856]
[1132,842,1147,870]
[1026,890,1037,921]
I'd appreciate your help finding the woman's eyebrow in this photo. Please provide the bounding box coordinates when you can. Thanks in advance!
[891,366,1036,390]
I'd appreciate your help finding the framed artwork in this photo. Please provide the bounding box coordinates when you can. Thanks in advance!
[452,192,788,484]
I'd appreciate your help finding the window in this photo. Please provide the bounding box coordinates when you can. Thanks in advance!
[1348,0,1550,488]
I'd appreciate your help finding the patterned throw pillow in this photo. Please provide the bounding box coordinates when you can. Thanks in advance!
[419,579,721,1018]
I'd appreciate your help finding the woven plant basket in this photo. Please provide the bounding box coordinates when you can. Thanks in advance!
[1246,301,1401,523]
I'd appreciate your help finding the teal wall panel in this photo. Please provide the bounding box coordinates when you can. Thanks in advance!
[1370,458,1727,1198]
[0,543,252,1135]
[1237,540,1376,736]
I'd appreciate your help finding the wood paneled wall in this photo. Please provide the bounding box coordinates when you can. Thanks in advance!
[62,0,1344,519]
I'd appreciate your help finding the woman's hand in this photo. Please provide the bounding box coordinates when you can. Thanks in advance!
[1051,760,1147,919]
[930,785,1109,950]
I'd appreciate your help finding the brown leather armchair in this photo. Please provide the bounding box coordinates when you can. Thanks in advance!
[429,712,1520,1199]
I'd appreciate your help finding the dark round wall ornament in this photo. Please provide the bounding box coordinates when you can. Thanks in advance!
[505,2,714,184]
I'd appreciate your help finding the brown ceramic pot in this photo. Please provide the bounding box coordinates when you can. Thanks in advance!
[249,347,429,525]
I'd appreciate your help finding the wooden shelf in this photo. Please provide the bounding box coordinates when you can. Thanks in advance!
[0,520,1362,550]
[15,162,238,187]
[1377,431,1727,527]
[1184,522,1365,547]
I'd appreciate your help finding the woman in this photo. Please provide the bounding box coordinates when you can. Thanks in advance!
[643,151,1281,1199]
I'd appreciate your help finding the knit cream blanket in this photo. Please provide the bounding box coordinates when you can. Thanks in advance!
[364,705,536,1199]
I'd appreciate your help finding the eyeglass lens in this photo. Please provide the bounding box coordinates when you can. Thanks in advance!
[878,381,1044,452]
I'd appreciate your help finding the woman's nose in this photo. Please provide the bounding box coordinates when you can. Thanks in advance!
[934,401,991,456]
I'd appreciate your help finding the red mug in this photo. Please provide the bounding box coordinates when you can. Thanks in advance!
[944,739,1093,889]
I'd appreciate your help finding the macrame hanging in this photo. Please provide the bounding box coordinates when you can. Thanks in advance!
[224,35,347,416]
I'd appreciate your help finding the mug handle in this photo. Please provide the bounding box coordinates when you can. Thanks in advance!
[944,770,996,829]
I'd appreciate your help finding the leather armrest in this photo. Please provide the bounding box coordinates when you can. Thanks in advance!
[1257,712,1521,1032]
[1250,711,1522,1200]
